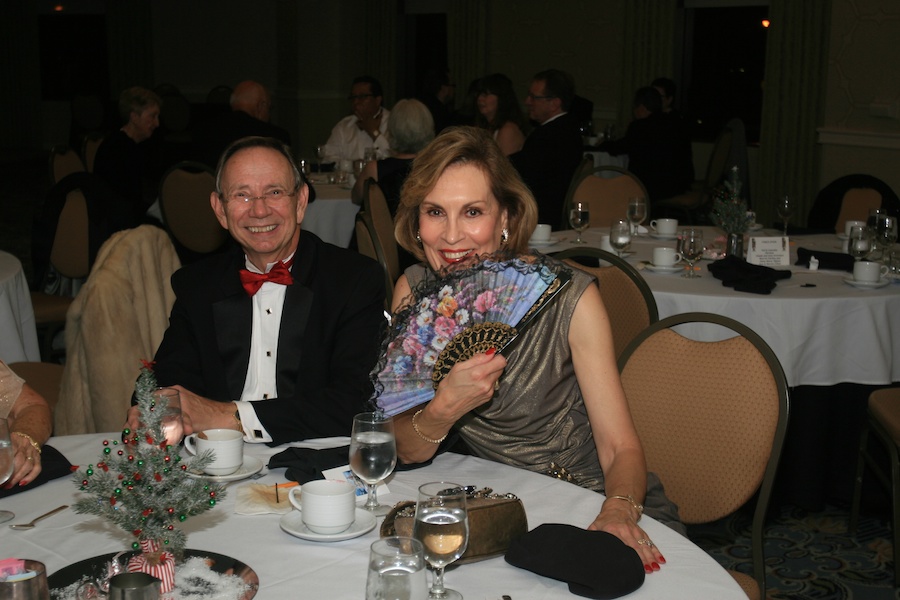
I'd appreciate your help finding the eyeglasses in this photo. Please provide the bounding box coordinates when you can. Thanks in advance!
[347,93,375,101]
[526,93,556,101]
[223,189,295,204]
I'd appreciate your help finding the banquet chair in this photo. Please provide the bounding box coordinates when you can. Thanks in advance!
[8,361,64,414]
[30,189,90,362]
[849,387,900,586]
[362,178,400,285]
[554,247,657,359]
[158,161,228,263]
[355,210,393,310]
[80,132,104,173]
[654,123,734,224]
[618,312,790,600]
[807,174,900,233]
[48,145,85,185]
[56,225,180,435]
[563,166,649,231]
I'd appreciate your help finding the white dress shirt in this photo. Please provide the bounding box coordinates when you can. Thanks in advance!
[323,107,391,162]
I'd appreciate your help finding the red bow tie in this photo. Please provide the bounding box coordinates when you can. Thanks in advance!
[239,258,294,296]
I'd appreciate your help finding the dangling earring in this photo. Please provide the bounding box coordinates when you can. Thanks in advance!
[416,230,422,245]
[500,228,509,246]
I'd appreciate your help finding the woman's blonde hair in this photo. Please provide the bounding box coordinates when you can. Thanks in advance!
[395,126,538,262]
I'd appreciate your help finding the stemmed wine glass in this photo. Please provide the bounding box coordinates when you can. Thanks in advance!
[349,412,397,516]
[414,482,469,600]
[609,219,632,258]
[776,195,794,236]
[569,202,590,244]
[0,418,15,523]
[848,225,873,261]
[678,228,704,278]
[627,196,647,236]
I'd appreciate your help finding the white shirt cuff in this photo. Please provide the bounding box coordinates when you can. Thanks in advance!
[235,401,273,443]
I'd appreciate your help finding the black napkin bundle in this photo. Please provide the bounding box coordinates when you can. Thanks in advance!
[796,246,854,272]
[0,444,72,498]
[707,255,792,294]
[505,523,645,599]
[268,445,435,484]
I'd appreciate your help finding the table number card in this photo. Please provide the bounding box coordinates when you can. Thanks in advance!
[746,236,790,266]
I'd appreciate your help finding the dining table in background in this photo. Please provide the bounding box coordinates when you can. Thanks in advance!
[0,250,40,363]
[301,181,359,248]
[1,433,746,599]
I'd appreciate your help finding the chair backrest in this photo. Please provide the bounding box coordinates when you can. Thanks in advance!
[554,247,658,358]
[566,166,649,230]
[834,188,885,230]
[81,133,104,173]
[355,210,393,310]
[51,189,90,279]
[808,173,900,233]
[617,312,789,596]
[362,178,400,285]
[9,361,64,413]
[49,145,85,185]
[702,125,734,190]
[159,161,228,254]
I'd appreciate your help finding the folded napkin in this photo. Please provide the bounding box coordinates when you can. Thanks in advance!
[234,482,295,515]
[796,247,854,272]
[0,444,72,498]
[505,523,645,599]
[707,255,792,294]
[268,446,351,484]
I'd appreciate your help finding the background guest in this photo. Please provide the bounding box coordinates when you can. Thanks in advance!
[475,73,529,156]
[417,66,455,134]
[323,76,391,162]
[0,361,52,489]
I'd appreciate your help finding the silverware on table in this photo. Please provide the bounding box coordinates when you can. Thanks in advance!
[8,504,68,530]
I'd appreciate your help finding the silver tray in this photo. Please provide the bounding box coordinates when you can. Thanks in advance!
[48,549,258,599]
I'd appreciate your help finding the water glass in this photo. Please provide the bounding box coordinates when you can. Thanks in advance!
[0,418,14,523]
[848,225,872,261]
[609,219,632,257]
[627,197,647,235]
[568,202,590,244]
[678,229,704,278]
[366,537,427,600]
[153,387,183,447]
[414,482,469,600]
[350,412,397,515]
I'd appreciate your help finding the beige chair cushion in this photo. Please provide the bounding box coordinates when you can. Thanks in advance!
[869,388,900,446]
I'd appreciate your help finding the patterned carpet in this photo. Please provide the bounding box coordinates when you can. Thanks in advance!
[689,502,898,599]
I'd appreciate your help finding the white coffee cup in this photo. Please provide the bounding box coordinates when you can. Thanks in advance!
[531,223,552,243]
[650,218,678,236]
[845,220,866,237]
[652,247,683,267]
[183,429,243,476]
[289,479,357,535]
[852,260,889,283]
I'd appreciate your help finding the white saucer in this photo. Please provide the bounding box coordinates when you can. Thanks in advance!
[645,263,684,274]
[280,508,376,542]
[185,455,264,483]
[747,223,763,232]
[649,232,678,240]
[529,237,560,247]
[843,277,890,289]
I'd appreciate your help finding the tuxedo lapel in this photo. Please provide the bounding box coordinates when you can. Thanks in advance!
[213,269,253,400]
[276,233,317,399]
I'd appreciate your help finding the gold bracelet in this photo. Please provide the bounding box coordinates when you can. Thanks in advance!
[12,431,42,454]
[411,409,447,444]
[607,494,643,520]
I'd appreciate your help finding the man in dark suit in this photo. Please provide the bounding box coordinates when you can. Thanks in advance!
[192,81,293,169]
[509,69,584,229]
[127,136,385,445]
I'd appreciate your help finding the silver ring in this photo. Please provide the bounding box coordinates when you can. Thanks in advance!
[637,538,654,547]
[26,456,34,461]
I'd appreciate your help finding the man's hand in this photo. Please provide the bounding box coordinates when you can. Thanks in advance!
[171,385,239,434]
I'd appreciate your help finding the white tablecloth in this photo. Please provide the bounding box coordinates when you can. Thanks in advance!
[1,434,744,599]
[541,227,900,387]
[583,150,628,171]
[302,182,359,247]
[0,251,40,363]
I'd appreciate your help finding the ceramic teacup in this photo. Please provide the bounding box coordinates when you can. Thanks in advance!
[289,479,357,535]
[531,223,552,243]
[183,428,243,476]
[652,247,683,267]
[853,260,889,283]
[650,218,678,236]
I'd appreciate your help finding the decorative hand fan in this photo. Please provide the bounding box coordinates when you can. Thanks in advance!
[372,255,572,417]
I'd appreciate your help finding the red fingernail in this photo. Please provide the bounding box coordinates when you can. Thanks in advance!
[19,481,27,487]
[485,348,496,356]
[643,565,652,573]
[658,555,666,564]
[652,562,660,571]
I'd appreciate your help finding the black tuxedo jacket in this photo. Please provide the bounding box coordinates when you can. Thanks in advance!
[510,112,584,229]
[151,231,385,444]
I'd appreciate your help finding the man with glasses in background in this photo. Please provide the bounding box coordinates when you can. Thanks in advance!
[323,76,392,162]
[509,69,584,229]
[126,136,385,444]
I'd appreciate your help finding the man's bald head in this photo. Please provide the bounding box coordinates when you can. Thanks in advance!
[231,80,271,122]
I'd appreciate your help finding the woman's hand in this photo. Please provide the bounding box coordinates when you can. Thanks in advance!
[430,351,507,423]
[4,432,42,488]
[588,502,665,574]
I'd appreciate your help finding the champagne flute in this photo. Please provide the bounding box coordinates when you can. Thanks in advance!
[776,195,793,236]
[0,418,15,523]
[848,225,872,261]
[569,202,590,244]
[609,218,632,258]
[678,228,705,278]
[414,482,469,600]
[349,412,397,516]
[627,196,647,236]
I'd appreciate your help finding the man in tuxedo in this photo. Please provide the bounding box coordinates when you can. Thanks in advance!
[127,136,385,445]
[509,69,584,229]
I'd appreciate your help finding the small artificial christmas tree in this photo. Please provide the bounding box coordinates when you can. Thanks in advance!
[72,362,225,589]
[710,166,753,236]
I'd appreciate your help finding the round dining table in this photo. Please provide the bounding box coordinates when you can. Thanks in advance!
[0,251,40,363]
[1,434,745,599]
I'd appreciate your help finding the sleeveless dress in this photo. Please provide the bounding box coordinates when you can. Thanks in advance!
[403,259,684,533]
